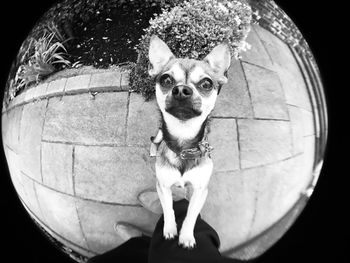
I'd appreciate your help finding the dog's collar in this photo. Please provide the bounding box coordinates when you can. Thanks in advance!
[166,123,213,160]
[152,118,214,160]
[179,139,213,160]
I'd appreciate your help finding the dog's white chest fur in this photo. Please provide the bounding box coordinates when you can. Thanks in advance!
[156,154,213,190]
[163,112,204,142]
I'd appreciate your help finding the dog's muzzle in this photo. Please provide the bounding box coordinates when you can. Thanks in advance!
[172,85,193,100]
[166,85,201,120]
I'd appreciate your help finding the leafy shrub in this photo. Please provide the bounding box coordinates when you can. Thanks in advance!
[13,31,71,94]
[41,0,173,28]
[130,0,252,100]
[3,20,72,105]
[14,21,69,74]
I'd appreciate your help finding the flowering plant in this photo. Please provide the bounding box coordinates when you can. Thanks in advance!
[130,0,252,99]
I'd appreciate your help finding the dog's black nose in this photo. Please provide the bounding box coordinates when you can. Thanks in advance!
[172,85,193,100]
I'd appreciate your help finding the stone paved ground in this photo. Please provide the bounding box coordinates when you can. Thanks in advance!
[1,25,317,257]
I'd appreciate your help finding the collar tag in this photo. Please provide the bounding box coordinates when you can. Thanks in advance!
[198,141,213,154]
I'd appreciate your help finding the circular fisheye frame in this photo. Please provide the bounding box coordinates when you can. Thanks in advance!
[1,0,327,262]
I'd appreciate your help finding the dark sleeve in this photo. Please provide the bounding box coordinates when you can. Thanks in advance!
[87,236,150,263]
[148,199,244,263]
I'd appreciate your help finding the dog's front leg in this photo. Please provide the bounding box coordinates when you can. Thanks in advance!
[156,164,181,239]
[156,182,178,239]
[179,187,208,248]
[179,160,213,249]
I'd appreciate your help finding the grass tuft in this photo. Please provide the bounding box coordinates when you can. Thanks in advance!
[10,29,71,101]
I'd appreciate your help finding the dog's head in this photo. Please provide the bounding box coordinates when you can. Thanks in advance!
[148,35,231,122]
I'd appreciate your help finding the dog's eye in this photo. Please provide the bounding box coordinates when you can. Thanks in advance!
[198,78,213,90]
[159,74,174,88]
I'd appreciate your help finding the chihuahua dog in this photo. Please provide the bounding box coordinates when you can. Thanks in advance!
[148,35,231,249]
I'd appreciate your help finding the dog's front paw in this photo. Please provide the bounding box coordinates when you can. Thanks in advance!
[163,222,178,240]
[178,231,196,249]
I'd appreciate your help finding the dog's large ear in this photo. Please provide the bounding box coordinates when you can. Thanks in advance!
[148,35,174,77]
[204,43,231,84]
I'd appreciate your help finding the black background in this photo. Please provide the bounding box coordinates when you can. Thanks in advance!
[0,1,346,262]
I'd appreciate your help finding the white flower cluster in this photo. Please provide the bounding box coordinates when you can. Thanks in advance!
[130,0,252,99]
[139,0,252,60]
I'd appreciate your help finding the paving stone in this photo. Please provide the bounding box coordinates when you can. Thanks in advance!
[74,146,156,204]
[35,184,89,248]
[4,147,27,200]
[127,93,160,146]
[247,155,311,238]
[254,26,297,74]
[120,70,130,90]
[287,48,314,110]
[240,25,274,70]
[204,152,315,251]
[42,142,74,194]
[33,83,49,99]
[19,100,47,181]
[76,199,159,254]
[89,71,121,89]
[225,194,309,260]
[202,169,257,251]
[7,106,23,152]
[208,118,240,172]
[5,148,44,225]
[288,105,304,154]
[260,30,311,111]
[17,90,27,104]
[301,108,315,136]
[1,106,23,153]
[24,87,37,102]
[212,60,253,118]
[253,26,313,112]
[19,197,43,223]
[39,222,96,258]
[243,62,289,120]
[238,119,292,168]
[8,165,26,201]
[302,135,316,180]
[46,78,67,96]
[65,74,91,93]
[275,66,312,112]
[11,90,27,107]
[20,173,46,222]
[1,111,9,144]
[43,92,128,144]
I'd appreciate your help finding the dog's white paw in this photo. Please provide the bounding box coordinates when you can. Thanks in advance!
[163,223,178,240]
[178,232,196,249]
